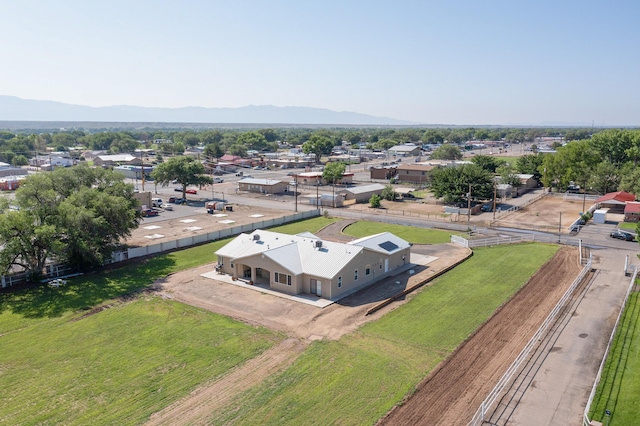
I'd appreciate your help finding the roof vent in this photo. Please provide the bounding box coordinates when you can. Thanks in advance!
[253,234,260,241]
[315,240,323,248]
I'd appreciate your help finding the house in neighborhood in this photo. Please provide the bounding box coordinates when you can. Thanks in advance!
[214,229,411,300]
[595,191,636,214]
[294,171,354,186]
[237,178,288,194]
[0,163,28,178]
[624,202,640,223]
[514,174,538,195]
[369,165,398,180]
[395,164,436,184]
[338,183,386,204]
[388,143,421,157]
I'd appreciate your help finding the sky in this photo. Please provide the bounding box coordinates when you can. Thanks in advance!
[1,0,639,126]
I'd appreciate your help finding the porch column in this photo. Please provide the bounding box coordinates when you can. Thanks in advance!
[251,267,257,283]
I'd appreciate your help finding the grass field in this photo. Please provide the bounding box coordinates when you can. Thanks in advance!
[0,216,338,424]
[589,290,640,424]
[210,243,559,425]
[343,220,453,244]
[618,222,638,232]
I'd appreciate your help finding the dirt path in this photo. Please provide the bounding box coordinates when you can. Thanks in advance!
[378,246,582,426]
[145,338,306,426]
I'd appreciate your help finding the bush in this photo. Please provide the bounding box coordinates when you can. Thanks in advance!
[369,194,382,208]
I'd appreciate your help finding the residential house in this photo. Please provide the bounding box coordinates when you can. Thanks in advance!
[395,164,435,184]
[624,202,640,223]
[595,191,636,214]
[214,229,411,300]
[237,178,288,194]
[370,165,398,180]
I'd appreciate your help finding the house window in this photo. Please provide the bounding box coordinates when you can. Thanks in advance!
[338,276,342,288]
[366,266,371,276]
[354,270,358,280]
[275,272,291,286]
[230,262,234,268]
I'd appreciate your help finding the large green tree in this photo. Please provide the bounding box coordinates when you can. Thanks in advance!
[0,165,140,277]
[430,164,493,204]
[430,144,463,161]
[151,156,212,200]
[302,134,334,162]
[322,162,346,208]
[471,155,505,173]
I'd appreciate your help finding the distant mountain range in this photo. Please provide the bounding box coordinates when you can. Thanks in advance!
[0,95,414,126]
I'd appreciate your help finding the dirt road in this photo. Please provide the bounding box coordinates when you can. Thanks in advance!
[378,247,582,426]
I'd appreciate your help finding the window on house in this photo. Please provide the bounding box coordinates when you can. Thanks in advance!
[354,270,358,280]
[338,276,342,288]
[366,266,371,276]
[275,272,291,285]
[287,275,292,286]
[230,262,234,268]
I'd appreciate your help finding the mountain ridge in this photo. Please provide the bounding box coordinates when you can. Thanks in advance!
[0,95,415,125]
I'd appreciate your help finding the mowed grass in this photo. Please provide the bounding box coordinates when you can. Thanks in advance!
[210,243,559,425]
[0,216,336,424]
[589,291,640,424]
[0,297,280,425]
[343,220,453,244]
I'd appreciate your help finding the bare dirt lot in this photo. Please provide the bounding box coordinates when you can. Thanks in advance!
[493,196,588,233]
[379,246,582,426]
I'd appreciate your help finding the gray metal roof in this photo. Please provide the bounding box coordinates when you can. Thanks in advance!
[343,183,386,195]
[348,232,411,255]
[215,229,367,279]
[238,178,283,185]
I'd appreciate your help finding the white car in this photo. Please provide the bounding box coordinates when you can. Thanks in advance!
[160,204,174,211]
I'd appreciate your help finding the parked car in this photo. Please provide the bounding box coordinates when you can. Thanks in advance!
[610,230,635,241]
[151,197,163,207]
[160,203,173,211]
[213,177,224,183]
[174,187,183,192]
[186,188,197,194]
[235,171,243,176]
[141,208,159,217]
[481,204,493,212]
[287,172,295,176]
[289,181,297,186]
[174,198,184,204]
[168,196,176,203]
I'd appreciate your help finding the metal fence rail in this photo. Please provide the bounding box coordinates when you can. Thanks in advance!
[582,265,639,426]
[468,256,593,426]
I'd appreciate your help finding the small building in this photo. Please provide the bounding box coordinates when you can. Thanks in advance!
[339,183,386,204]
[595,191,636,214]
[114,165,155,180]
[93,154,141,167]
[0,176,25,190]
[214,229,411,300]
[237,178,288,194]
[370,165,398,180]
[593,208,609,224]
[515,174,538,196]
[497,183,513,198]
[0,165,28,178]
[388,143,421,157]
[395,164,435,184]
[624,202,640,222]
[294,172,354,186]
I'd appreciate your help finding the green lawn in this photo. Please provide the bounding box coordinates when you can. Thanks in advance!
[0,216,337,424]
[589,291,640,424]
[0,297,281,425]
[618,222,638,232]
[210,243,559,426]
[343,220,453,244]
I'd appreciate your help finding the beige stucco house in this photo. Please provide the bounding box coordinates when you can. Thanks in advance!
[215,229,411,300]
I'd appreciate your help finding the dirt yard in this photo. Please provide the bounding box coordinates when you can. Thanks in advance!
[378,246,582,426]
[493,196,589,233]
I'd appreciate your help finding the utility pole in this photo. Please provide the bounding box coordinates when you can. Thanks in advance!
[467,182,472,232]
[316,177,320,212]
[558,212,562,243]
[295,174,298,213]
[493,182,497,220]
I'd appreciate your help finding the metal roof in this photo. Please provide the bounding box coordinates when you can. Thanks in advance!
[238,178,283,185]
[343,183,386,195]
[348,232,411,255]
[215,229,365,280]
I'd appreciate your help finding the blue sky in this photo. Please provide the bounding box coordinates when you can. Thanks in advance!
[1,0,639,125]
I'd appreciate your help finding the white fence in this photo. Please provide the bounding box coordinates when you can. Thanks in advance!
[1,209,320,288]
[468,255,593,426]
[582,265,639,426]
[450,233,582,248]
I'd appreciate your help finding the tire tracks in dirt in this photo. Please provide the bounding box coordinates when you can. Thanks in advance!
[145,337,307,426]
